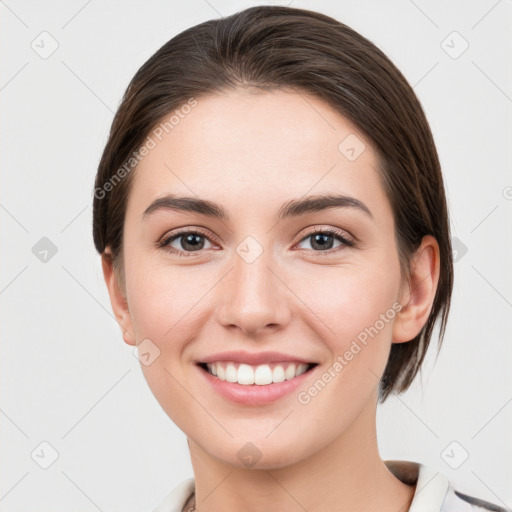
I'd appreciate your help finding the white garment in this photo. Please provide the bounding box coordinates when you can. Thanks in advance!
[150,460,510,512]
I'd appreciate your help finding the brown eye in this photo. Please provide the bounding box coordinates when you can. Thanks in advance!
[159,229,215,256]
[296,228,355,254]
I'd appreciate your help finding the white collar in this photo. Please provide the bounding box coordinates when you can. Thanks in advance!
[384,460,450,511]
[152,460,453,512]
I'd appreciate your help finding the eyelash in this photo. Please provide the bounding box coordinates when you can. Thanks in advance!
[158,227,355,258]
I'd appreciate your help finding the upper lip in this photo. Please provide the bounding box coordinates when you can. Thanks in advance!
[197,351,318,366]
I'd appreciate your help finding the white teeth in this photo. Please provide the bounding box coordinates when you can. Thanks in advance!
[205,362,311,385]
[272,365,286,383]
[238,364,255,385]
[296,363,309,377]
[255,364,273,385]
[225,363,238,383]
[285,364,296,380]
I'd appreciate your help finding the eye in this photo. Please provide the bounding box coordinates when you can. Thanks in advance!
[158,226,355,258]
[295,227,355,254]
[158,228,217,257]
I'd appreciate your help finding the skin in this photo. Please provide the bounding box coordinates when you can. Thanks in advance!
[102,88,440,512]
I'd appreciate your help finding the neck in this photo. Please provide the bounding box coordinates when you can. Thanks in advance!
[186,394,415,512]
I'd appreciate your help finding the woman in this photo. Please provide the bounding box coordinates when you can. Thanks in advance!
[92,5,506,511]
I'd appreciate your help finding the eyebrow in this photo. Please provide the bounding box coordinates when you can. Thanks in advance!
[142,193,373,221]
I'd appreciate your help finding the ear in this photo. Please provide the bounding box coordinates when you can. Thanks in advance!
[101,249,136,346]
[392,235,440,344]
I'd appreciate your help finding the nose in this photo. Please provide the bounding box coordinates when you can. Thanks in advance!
[216,249,292,337]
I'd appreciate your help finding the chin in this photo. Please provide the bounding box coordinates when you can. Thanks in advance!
[207,435,312,471]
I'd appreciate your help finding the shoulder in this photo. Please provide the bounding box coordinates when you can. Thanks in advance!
[149,467,511,512]
[385,460,510,512]
[443,486,511,511]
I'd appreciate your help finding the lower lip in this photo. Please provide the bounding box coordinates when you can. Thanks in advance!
[197,364,318,405]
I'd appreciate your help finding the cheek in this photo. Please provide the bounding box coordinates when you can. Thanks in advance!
[292,268,399,418]
[290,261,401,408]
[124,261,205,431]
[125,257,210,341]
[293,262,400,346]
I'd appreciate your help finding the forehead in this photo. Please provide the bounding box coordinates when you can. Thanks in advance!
[126,89,388,221]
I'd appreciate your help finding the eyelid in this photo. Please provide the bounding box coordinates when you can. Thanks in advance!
[158,225,356,256]
[157,226,220,251]
[159,226,215,241]
[297,225,355,246]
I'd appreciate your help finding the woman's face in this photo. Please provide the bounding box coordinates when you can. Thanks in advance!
[116,89,411,468]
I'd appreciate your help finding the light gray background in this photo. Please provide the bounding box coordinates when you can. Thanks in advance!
[1,0,511,510]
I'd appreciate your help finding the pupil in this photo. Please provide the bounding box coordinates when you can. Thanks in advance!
[182,234,204,251]
[312,233,333,250]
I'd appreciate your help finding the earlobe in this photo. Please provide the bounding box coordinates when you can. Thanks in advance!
[392,235,440,344]
[101,250,136,346]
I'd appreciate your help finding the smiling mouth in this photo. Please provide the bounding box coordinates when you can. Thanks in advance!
[197,361,319,386]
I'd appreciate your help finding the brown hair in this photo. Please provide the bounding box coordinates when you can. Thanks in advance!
[92,5,453,403]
